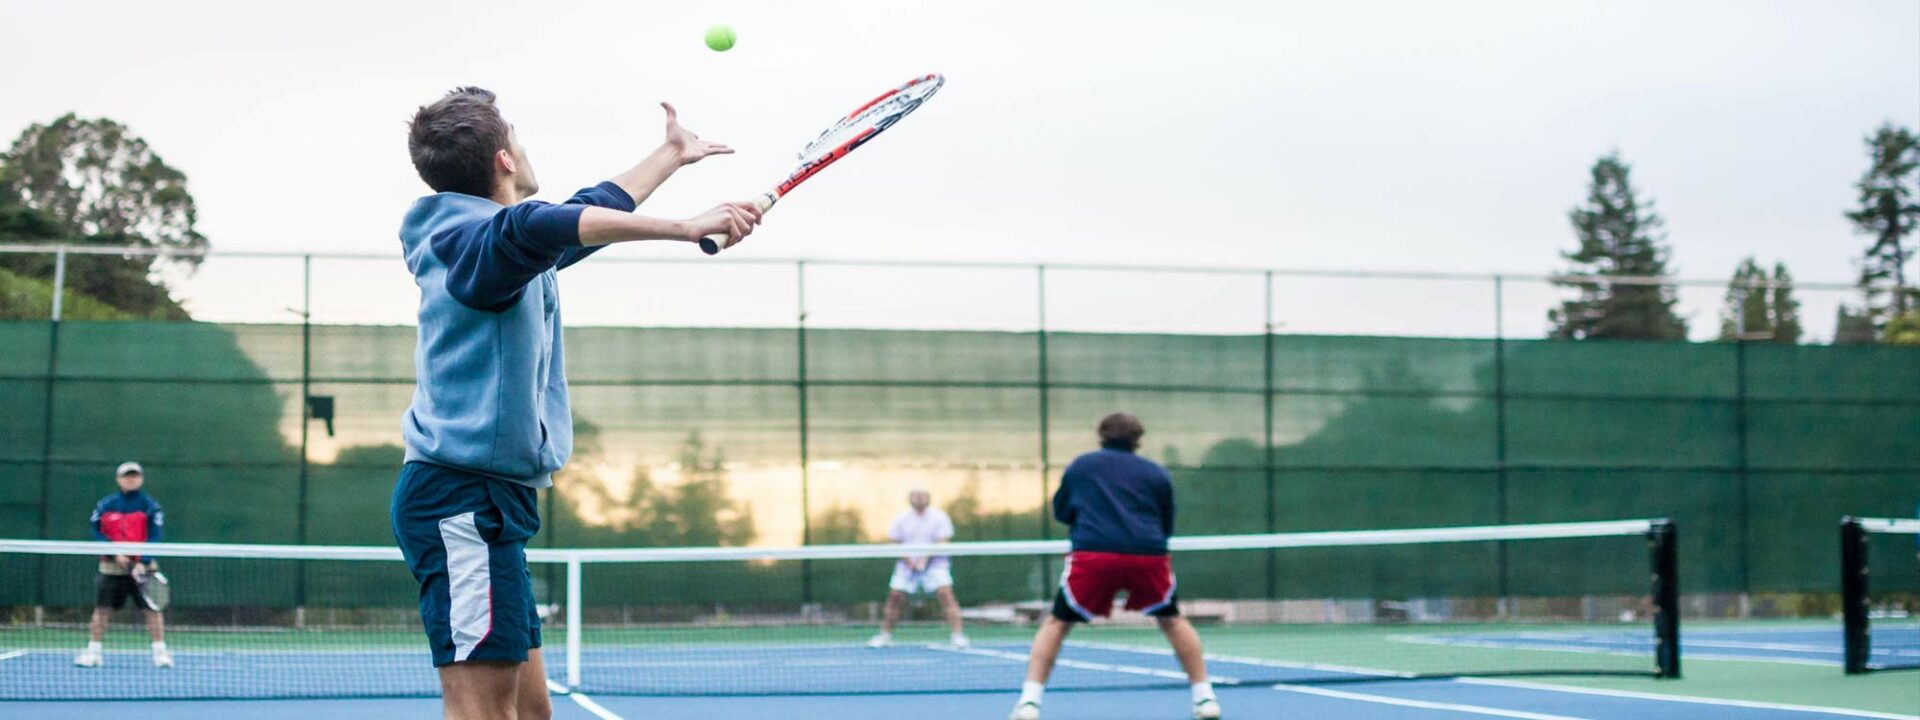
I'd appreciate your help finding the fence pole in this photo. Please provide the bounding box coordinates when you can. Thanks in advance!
[796,261,812,604]
[1734,337,1752,606]
[1263,271,1277,599]
[34,248,67,610]
[1036,265,1052,592]
[296,255,311,618]
[1493,275,1510,614]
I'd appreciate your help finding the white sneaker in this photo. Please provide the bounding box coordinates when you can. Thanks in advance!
[1008,701,1042,720]
[73,650,102,668]
[1192,697,1222,719]
[866,632,893,649]
[152,648,174,668]
[949,633,971,648]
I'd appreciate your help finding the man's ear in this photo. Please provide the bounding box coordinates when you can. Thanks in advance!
[496,148,517,176]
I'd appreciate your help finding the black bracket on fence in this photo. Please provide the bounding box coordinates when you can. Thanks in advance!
[1648,519,1681,679]
[1839,517,1869,675]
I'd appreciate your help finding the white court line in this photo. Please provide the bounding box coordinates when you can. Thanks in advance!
[1053,639,1916,719]
[1273,685,1588,720]
[1456,678,1920,720]
[932,644,1241,684]
[1066,639,1410,679]
[0,650,25,663]
[546,679,623,720]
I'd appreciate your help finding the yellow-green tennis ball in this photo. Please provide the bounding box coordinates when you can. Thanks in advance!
[705,25,736,52]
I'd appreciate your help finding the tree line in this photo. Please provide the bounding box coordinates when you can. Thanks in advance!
[0,113,1916,344]
[1550,124,1919,345]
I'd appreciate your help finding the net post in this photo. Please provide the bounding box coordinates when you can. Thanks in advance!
[566,553,583,688]
[1840,517,1870,675]
[1649,519,1681,679]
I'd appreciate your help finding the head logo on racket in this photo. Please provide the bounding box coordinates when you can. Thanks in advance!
[701,73,945,254]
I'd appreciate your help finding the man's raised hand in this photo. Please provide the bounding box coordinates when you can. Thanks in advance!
[663,102,734,165]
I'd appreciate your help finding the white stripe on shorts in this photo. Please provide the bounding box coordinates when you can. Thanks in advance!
[440,512,491,662]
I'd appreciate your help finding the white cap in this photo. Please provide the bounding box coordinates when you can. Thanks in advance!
[116,462,144,477]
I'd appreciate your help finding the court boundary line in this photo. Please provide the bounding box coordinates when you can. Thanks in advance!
[1395,634,1840,667]
[1455,678,1920,720]
[1064,639,1412,679]
[547,680,622,720]
[1272,684,1584,720]
[931,644,1243,684]
[0,650,24,663]
[1054,639,1918,719]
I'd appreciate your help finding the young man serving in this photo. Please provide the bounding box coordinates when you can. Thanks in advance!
[391,87,761,720]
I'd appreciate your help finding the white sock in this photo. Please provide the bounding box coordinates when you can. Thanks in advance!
[1191,681,1215,703]
[1020,680,1046,706]
[151,641,167,652]
[85,641,102,653]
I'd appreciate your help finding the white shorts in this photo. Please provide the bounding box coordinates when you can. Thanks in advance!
[888,564,954,594]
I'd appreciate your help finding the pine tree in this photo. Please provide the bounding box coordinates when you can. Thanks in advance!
[1550,153,1688,340]
[1719,259,1770,341]
[1718,259,1802,343]
[1844,123,1920,334]
[1769,262,1802,344]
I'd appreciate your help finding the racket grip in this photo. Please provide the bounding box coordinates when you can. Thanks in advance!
[699,193,780,255]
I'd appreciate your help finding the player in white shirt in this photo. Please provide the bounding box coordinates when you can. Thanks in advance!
[868,489,969,649]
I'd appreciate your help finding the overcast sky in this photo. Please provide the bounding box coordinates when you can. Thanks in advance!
[1,0,1916,339]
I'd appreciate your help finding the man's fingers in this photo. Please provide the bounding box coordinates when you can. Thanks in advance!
[660,102,678,123]
[727,200,763,221]
[703,145,736,155]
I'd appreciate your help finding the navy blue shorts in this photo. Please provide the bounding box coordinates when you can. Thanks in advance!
[391,461,542,667]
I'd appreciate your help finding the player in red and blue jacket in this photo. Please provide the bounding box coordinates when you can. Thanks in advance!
[75,461,171,669]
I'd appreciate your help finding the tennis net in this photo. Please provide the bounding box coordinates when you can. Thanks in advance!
[1841,516,1920,673]
[0,519,1677,700]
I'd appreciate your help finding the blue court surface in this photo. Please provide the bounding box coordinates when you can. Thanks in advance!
[2,680,1911,720]
[1419,623,1920,668]
[4,629,1916,720]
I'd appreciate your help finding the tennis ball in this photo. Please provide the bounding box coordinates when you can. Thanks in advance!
[705,25,736,52]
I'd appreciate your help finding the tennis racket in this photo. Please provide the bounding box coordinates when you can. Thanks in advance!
[134,566,170,612]
[701,73,945,254]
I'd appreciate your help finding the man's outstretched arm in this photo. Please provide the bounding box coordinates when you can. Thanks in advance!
[557,102,734,270]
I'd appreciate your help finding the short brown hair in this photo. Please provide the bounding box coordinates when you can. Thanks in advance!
[407,87,510,196]
[1097,412,1145,450]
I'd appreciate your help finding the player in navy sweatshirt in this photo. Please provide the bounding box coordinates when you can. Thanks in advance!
[392,87,761,720]
[1011,414,1220,720]
[74,461,170,669]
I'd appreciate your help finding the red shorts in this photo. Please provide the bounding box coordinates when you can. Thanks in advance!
[1053,551,1179,622]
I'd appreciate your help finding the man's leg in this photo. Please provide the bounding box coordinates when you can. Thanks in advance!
[75,606,110,667]
[439,661,520,720]
[1023,616,1073,685]
[1012,616,1074,718]
[880,590,907,633]
[515,649,553,720]
[87,607,110,643]
[935,586,966,638]
[1156,616,1208,683]
[1156,615,1219,718]
[145,609,173,667]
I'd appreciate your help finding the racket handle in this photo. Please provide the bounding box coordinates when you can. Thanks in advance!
[699,193,780,255]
